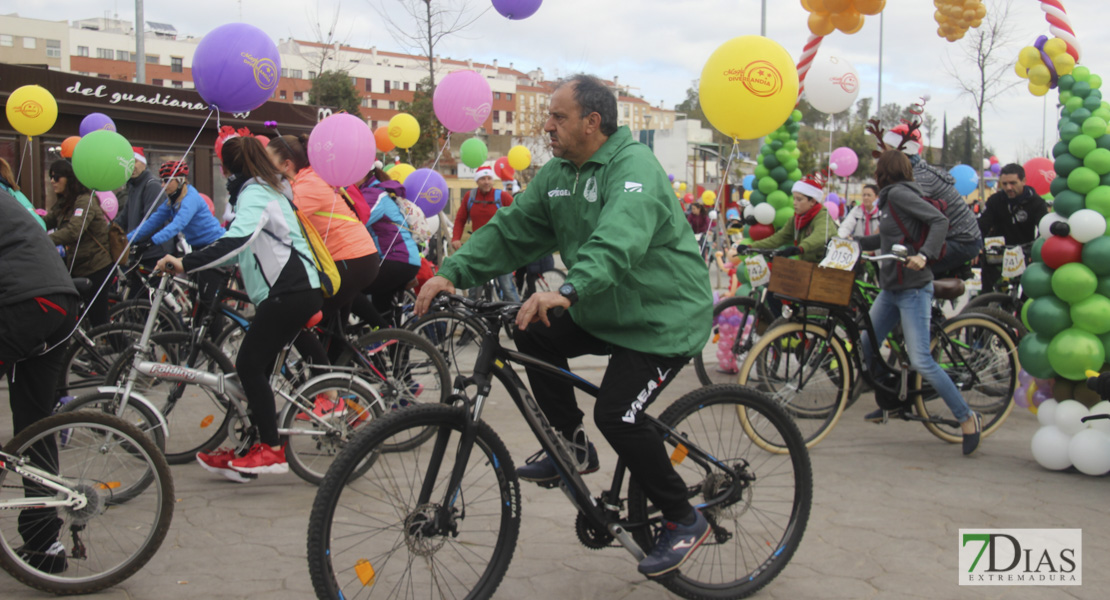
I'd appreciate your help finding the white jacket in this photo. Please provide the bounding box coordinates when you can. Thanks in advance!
[838,204,882,239]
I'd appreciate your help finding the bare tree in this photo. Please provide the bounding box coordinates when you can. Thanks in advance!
[304,2,353,77]
[943,0,1020,199]
[372,0,487,88]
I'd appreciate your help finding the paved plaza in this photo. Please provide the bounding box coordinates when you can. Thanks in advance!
[1,352,1106,600]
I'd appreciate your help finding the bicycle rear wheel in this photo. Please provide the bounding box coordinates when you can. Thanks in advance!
[56,322,146,399]
[405,310,488,379]
[914,314,1018,443]
[737,322,850,451]
[694,296,775,386]
[627,385,812,599]
[533,268,566,293]
[0,411,173,595]
[307,405,520,600]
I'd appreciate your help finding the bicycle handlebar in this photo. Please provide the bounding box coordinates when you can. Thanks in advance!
[1085,369,1110,401]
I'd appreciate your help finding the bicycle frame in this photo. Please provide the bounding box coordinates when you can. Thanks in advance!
[0,452,86,512]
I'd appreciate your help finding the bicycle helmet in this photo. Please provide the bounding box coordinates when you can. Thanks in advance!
[159,160,189,180]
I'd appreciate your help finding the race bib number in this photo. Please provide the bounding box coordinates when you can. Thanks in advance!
[1002,246,1026,278]
[745,255,770,287]
[984,236,1006,252]
[819,238,861,271]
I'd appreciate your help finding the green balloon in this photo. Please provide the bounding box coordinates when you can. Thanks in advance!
[1069,108,1092,125]
[758,176,778,195]
[1060,121,1081,141]
[1065,97,1084,113]
[1053,140,1071,158]
[1083,237,1110,275]
[791,109,803,122]
[1019,333,1056,379]
[749,190,767,205]
[1059,90,1073,104]
[1050,175,1069,196]
[1048,327,1105,381]
[770,166,789,183]
[790,148,801,159]
[1059,74,1076,91]
[1094,108,1110,123]
[760,144,772,155]
[774,149,790,165]
[754,165,769,179]
[1032,237,1046,263]
[1027,296,1073,337]
[459,137,488,168]
[1073,81,1092,99]
[1075,66,1091,82]
[1042,192,1054,202]
[1086,185,1110,218]
[1084,94,1103,112]
[1085,147,1110,174]
[1052,190,1086,217]
[1102,172,1110,187]
[1100,274,1110,298]
[1055,152,1082,177]
[1083,116,1108,138]
[1068,134,1097,159]
[767,190,791,210]
[1022,262,1055,298]
[72,130,134,191]
[736,283,753,297]
[783,140,797,151]
[771,140,783,151]
[1021,299,1032,331]
[1091,74,1104,90]
[763,153,781,170]
[1071,294,1110,334]
[788,169,803,181]
[1052,262,1098,303]
[773,206,794,230]
[781,157,798,172]
[1068,166,1101,194]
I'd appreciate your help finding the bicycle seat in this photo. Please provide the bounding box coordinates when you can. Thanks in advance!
[305,311,323,329]
[71,277,92,295]
[933,278,965,300]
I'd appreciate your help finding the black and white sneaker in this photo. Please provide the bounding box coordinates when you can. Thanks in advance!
[17,541,68,574]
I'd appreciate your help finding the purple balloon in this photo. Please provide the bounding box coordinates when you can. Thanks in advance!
[404,168,449,217]
[990,162,1002,176]
[79,113,116,136]
[433,70,493,133]
[193,23,281,113]
[668,173,676,182]
[492,0,543,20]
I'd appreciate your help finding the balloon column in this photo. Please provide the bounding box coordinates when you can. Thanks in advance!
[1015,36,1077,97]
[801,0,886,36]
[750,110,804,231]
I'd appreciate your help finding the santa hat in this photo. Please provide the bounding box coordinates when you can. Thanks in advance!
[132,146,146,164]
[474,165,497,182]
[792,175,824,202]
[883,124,923,156]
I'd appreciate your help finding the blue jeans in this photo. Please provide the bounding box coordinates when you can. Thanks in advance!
[468,273,520,302]
[860,283,971,423]
[930,236,983,277]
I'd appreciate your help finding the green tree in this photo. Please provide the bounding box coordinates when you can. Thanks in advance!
[676,82,731,145]
[854,97,873,125]
[797,98,829,129]
[397,76,445,168]
[797,127,822,176]
[309,70,361,114]
[946,116,984,167]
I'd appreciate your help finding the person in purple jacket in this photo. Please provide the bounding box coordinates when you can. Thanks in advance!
[351,168,421,329]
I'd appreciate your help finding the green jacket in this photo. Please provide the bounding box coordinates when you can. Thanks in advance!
[750,206,834,263]
[438,126,712,358]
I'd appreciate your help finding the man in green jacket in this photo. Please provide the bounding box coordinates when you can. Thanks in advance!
[416,74,713,578]
[742,175,835,263]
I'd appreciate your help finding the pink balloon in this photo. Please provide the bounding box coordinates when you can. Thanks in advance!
[830,147,858,177]
[95,191,118,220]
[824,200,841,220]
[254,134,270,147]
[34,208,47,216]
[200,193,215,216]
[433,70,493,133]
[307,113,376,187]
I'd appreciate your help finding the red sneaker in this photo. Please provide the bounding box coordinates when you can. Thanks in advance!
[197,448,253,483]
[295,393,349,421]
[229,443,289,475]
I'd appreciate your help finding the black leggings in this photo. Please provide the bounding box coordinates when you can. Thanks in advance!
[295,254,382,365]
[513,310,693,522]
[236,288,323,446]
[79,263,114,329]
[351,259,420,329]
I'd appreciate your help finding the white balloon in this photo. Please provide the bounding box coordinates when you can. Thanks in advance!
[1067,209,1107,243]
[425,214,440,235]
[1055,399,1090,436]
[743,205,755,218]
[1038,212,1067,239]
[753,203,776,225]
[708,209,718,221]
[1068,428,1110,475]
[804,55,861,115]
[1036,398,1058,427]
[982,158,992,169]
[1031,425,1073,470]
[673,181,681,191]
[1088,401,1110,434]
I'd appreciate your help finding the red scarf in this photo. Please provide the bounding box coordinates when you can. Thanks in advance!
[793,203,823,243]
[862,205,878,235]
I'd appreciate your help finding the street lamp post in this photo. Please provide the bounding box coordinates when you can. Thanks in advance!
[135,0,145,84]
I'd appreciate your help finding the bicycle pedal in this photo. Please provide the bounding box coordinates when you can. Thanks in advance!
[534,479,561,489]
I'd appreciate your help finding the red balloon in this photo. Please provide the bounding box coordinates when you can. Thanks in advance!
[1023,156,1055,196]
[683,193,695,204]
[749,223,775,241]
[494,156,515,180]
[200,193,215,216]
[1040,235,1083,269]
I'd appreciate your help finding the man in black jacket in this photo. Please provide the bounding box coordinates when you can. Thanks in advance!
[978,163,1048,292]
[0,189,80,573]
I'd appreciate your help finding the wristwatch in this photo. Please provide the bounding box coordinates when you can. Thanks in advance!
[558,282,578,306]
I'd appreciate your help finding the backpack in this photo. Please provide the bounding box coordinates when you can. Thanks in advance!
[466,189,503,213]
[339,186,371,225]
[889,192,948,262]
[261,186,341,298]
[397,197,433,245]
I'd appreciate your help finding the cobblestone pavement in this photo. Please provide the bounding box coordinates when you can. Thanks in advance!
[1,353,1106,599]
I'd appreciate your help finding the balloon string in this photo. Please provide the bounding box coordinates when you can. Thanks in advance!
[40,108,217,356]
[16,136,29,183]
[706,141,739,256]
[377,134,453,265]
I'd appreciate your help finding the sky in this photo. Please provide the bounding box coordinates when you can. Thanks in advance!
[13,0,1110,166]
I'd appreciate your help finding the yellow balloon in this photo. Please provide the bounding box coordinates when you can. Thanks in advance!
[1054,53,1076,76]
[388,113,420,149]
[1018,46,1042,69]
[1043,37,1068,57]
[855,0,885,16]
[5,85,58,137]
[1027,64,1051,86]
[743,190,752,200]
[699,36,800,141]
[1014,61,1029,79]
[507,145,532,171]
[1029,82,1050,97]
[390,163,416,183]
[679,182,687,192]
[702,190,717,206]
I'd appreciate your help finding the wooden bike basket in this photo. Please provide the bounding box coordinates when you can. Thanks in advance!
[767,256,855,306]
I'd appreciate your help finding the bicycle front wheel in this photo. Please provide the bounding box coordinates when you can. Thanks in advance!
[737,322,851,451]
[307,405,520,600]
[914,314,1018,443]
[627,385,812,599]
[405,310,488,379]
[0,411,174,595]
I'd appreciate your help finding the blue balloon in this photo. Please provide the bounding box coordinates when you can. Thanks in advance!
[743,174,756,190]
[949,164,979,196]
[726,208,740,221]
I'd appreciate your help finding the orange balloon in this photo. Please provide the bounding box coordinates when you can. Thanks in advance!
[809,0,827,12]
[824,0,852,13]
[60,135,80,158]
[855,0,885,16]
[841,15,866,34]
[808,11,835,36]
[374,125,395,153]
[831,8,863,32]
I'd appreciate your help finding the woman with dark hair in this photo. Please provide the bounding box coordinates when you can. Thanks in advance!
[838,183,881,239]
[44,160,113,327]
[156,135,324,479]
[859,150,981,454]
[353,167,421,329]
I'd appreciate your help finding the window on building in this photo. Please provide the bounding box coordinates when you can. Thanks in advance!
[172,80,183,89]
[290,69,302,79]
[403,82,409,91]
[280,68,288,77]
[171,57,183,73]
[506,112,513,123]
[97,73,109,79]
[294,91,304,101]
[146,54,158,64]
[389,101,396,110]
[116,50,130,62]
[96,48,112,59]
[493,111,500,123]
[77,45,89,56]
[280,90,287,99]
[361,98,370,107]
[364,79,372,92]
[494,92,500,100]
[371,99,378,108]
[0,35,12,47]
[152,79,164,86]
[623,106,630,118]
[46,39,61,58]
[309,70,317,79]
[393,80,400,89]
[384,80,391,94]
[506,93,513,101]
[23,37,35,49]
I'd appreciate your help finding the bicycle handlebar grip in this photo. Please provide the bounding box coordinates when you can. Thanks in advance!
[1086,370,1110,399]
